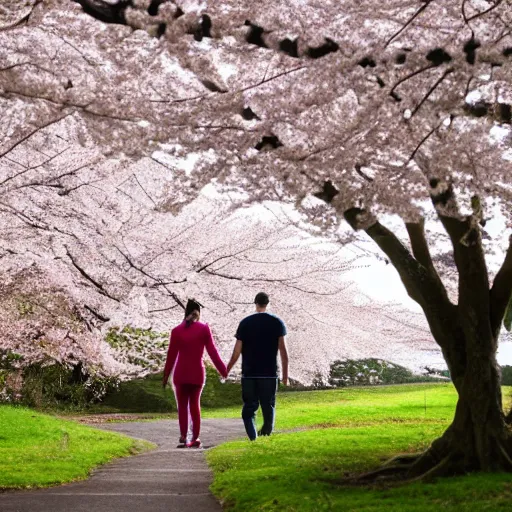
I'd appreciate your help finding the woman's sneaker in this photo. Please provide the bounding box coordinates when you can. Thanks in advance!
[177,436,187,448]
[186,439,202,448]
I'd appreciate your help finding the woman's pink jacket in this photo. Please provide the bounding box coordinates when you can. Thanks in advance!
[163,321,227,386]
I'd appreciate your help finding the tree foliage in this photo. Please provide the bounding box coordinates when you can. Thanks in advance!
[2,0,512,475]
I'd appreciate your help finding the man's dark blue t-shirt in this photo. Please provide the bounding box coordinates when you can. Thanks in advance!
[235,312,287,377]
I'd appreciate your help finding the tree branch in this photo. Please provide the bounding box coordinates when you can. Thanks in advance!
[0,1,40,31]
[405,221,438,274]
[0,202,50,231]
[414,151,488,325]
[389,64,435,102]
[84,304,110,322]
[344,208,456,347]
[407,120,443,164]
[73,0,131,25]
[0,113,71,160]
[384,0,433,48]
[241,65,307,93]
[65,246,120,302]
[467,0,504,22]
[344,209,427,303]
[437,214,494,352]
[114,244,186,308]
[490,235,512,338]
[410,68,454,118]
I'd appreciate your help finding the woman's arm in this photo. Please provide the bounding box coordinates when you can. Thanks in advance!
[204,325,228,378]
[162,330,179,387]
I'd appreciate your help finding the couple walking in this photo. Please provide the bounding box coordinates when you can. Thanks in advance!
[162,292,289,448]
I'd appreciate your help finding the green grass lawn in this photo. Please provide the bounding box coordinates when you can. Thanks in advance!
[207,383,512,511]
[0,405,154,489]
[203,383,458,427]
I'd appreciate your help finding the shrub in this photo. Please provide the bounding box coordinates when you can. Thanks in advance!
[0,355,119,410]
[100,372,173,413]
[20,363,119,410]
[99,364,241,412]
[105,326,169,374]
[328,358,445,387]
[201,364,241,408]
[501,365,512,386]
[0,349,24,402]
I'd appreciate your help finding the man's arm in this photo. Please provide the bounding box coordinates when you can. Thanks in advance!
[278,336,289,386]
[226,339,242,375]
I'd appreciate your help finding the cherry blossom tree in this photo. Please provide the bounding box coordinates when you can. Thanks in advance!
[1,116,380,384]
[2,0,512,477]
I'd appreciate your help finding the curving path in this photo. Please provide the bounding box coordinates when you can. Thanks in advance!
[0,418,244,512]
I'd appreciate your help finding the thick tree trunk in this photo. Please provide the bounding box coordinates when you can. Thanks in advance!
[377,337,511,483]
[411,339,511,476]
[358,346,511,482]
[343,209,512,482]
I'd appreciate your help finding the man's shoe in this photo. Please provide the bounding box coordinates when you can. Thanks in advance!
[186,439,203,448]
[177,436,187,448]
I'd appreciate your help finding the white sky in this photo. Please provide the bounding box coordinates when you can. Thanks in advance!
[351,255,512,366]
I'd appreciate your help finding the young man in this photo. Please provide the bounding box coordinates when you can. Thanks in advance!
[226,292,289,440]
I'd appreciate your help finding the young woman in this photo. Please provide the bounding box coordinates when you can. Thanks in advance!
[162,299,227,448]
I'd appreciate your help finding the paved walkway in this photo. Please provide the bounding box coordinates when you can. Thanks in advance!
[0,418,245,512]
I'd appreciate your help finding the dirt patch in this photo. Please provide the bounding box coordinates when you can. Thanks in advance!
[62,413,173,424]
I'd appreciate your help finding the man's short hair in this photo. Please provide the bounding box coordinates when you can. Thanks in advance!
[254,292,270,306]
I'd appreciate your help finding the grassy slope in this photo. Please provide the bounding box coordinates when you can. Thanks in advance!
[92,369,241,414]
[92,373,456,426]
[203,383,457,426]
[207,384,512,512]
[0,405,153,489]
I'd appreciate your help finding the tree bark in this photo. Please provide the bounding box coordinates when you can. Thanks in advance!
[413,334,510,476]
[343,207,512,480]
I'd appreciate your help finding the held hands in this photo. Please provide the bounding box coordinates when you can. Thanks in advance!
[219,368,228,384]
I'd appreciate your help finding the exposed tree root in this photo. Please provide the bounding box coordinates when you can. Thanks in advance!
[352,464,411,483]
[339,451,463,487]
[338,435,512,487]
[381,453,423,467]
[411,452,465,482]
[407,448,443,477]
[497,442,512,471]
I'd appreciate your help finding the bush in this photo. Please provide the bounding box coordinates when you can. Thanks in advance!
[201,364,241,408]
[501,365,512,386]
[99,364,241,413]
[22,363,119,410]
[328,358,444,387]
[105,326,168,374]
[0,358,119,411]
[0,349,24,402]
[100,372,173,413]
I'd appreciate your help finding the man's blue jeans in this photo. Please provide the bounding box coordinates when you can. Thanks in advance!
[241,377,278,440]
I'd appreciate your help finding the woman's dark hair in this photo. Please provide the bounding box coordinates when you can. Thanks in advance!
[184,298,203,327]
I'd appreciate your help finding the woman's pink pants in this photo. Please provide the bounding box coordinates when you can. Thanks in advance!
[174,383,203,440]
